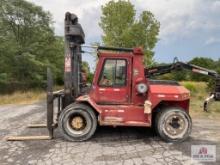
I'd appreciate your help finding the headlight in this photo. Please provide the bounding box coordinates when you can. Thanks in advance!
[136,83,148,94]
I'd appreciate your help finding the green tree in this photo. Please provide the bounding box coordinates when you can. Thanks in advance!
[0,0,64,92]
[171,70,189,81]
[215,59,220,74]
[82,61,93,83]
[82,61,90,75]
[99,0,160,65]
[189,57,216,82]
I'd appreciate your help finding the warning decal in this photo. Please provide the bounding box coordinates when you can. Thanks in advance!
[65,54,71,72]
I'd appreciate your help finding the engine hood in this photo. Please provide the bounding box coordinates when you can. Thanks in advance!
[148,83,190,109]
[149,84,189,95]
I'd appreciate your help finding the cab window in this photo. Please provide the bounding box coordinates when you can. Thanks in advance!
[99,59,126,87]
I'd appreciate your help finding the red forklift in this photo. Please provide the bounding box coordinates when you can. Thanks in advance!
[7,12,220,142]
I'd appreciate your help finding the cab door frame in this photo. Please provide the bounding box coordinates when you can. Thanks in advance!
[94,56,132,105]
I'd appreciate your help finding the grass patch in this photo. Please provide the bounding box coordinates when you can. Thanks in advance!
[0,86,63,105]
[0,90,46,105]
[180,81,207,96]
[180,81,220,117]
[181,81,197,93]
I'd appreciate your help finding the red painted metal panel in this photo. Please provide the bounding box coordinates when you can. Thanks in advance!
[131,52,148,105]
[148,84,190,109]
[76,95,150,126]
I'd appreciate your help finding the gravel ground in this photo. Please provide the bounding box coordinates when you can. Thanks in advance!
[0,102,219,165]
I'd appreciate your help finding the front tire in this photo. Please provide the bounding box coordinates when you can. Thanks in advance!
[155,107,192,142]
[58,103,97,141]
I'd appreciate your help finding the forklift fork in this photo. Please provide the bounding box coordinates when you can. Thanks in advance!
[6,68,61,141]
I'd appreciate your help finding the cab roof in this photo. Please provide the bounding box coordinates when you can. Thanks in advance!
[97,46,143,57]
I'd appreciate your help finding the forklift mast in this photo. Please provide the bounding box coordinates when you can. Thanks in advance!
[63,12,85,108]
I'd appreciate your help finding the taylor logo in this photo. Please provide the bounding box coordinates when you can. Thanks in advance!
[191,145,216,162]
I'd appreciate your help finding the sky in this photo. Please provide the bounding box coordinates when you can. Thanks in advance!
[27,0,220,70]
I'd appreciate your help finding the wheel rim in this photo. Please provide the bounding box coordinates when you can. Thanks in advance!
[65,113,90,136]
[70,116,86,130]
[163,112,189,139]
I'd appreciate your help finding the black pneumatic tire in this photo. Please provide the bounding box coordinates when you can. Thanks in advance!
[155,107,192,143]
[58,103,97,141]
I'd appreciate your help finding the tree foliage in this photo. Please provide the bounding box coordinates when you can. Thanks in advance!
[189,57,216,81]
[99,0,160,65]
[82,61,93,83]
[0,0,64,93]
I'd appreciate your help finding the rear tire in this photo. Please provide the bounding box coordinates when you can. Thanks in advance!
[155,107,192,142]
[58,103,97,141]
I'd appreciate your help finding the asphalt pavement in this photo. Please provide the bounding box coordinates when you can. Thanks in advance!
[0,102,219,165]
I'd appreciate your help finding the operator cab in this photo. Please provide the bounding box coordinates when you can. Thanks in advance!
[89,47,147,105]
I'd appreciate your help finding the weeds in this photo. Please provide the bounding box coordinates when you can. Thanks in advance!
[0,90,45,105]
[180,81,220,117]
